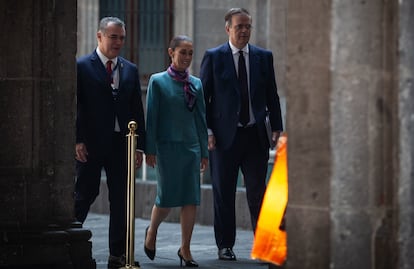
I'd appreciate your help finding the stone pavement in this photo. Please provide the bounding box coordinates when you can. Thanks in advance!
[83,213,273,269]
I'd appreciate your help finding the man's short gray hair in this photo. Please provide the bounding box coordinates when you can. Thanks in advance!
[98,17,125,32]
[224,8,251,27]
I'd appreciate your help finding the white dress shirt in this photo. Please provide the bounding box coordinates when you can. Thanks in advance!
[96,47,121,132]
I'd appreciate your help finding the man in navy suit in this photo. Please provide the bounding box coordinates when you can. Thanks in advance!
[200,8,283,261]
[75,17,145,269]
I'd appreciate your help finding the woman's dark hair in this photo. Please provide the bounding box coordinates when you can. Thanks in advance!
[169,35,193,50]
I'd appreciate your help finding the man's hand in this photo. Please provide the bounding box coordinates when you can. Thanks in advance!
[135,151,143,169]
[208,135,216,151]
[75,143,88,163]
[272,131,281,147]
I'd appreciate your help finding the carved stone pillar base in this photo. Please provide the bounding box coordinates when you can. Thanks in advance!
[0,222,95,269]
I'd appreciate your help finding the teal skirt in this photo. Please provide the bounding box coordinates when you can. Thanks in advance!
[155,141,201,207]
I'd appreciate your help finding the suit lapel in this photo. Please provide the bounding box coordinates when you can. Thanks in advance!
[248,45,260,98]
[90,51,109,85]
[219,44,239,94]
[91,51,125,94]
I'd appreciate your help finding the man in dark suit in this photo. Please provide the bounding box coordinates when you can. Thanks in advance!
[75,17,145,269]
[200,8,283,261]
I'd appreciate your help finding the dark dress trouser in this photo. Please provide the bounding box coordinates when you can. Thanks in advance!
[75,132,127,257]
[210,125,269,249]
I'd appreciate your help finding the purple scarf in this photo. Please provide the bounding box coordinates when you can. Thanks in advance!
[167,65,196,111]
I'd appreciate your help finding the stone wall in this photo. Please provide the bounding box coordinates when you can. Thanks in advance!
[90,180,253,230]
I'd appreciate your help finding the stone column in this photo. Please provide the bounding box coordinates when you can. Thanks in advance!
[173,0,195,74]
[0,1,95,268]
[173,0,194,39]
[397,0,414,268]
[285,1,332,267]
[77,0,99,57]
[286,1,399,268]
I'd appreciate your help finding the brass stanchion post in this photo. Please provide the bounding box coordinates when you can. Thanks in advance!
[121,121,141,269]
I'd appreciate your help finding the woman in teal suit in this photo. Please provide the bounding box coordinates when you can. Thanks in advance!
[144,35,208,267]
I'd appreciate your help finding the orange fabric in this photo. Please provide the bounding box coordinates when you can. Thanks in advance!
[251,135,288,265]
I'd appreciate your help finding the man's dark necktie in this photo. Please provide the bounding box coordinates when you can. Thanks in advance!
[238,50,249,126]
[106,60,119,100]
[106,60,113,84]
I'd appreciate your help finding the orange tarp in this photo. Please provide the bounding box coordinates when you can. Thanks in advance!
[251,135,288,265]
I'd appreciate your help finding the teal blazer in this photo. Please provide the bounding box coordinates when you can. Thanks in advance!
[145,71,208,158]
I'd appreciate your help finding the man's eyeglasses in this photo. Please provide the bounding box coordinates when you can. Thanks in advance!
[232,24,252,30]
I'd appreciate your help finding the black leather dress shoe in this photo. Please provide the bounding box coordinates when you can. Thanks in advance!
[218,248,236,261]
[107,254,140,269]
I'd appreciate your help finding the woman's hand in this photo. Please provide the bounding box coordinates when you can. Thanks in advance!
[146,154,156,168]
[200,157,209,172]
